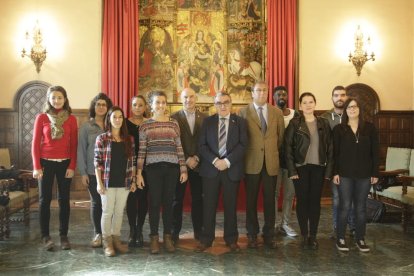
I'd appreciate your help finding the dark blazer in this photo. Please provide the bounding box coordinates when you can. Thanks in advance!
[171,109,206,160]
[198,113,248,181]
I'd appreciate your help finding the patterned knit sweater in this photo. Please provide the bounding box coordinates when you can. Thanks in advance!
[137,118,187,174]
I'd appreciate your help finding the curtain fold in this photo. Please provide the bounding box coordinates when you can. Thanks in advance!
[101,0,138,114]
[266,0,297,107]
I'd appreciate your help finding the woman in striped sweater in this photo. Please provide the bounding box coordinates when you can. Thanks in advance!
[137,90,188,254]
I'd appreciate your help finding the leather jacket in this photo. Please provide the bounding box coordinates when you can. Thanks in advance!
[284,116,333,178]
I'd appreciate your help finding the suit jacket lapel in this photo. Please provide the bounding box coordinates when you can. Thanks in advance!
[249,104,261,129]
[264,103,274,137]
[179,110,192,136]
[193,110,203,137]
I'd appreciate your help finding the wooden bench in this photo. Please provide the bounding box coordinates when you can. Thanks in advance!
[375,147,414,232]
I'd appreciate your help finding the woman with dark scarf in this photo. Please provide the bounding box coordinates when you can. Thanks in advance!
[32,85,78,251]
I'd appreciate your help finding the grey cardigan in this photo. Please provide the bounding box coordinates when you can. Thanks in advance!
[77,118,105,176]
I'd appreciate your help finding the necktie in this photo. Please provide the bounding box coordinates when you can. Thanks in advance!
[258,107,267,134]
[218,118,227,158]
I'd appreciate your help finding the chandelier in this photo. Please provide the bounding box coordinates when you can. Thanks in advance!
[348,25,375,76]
[21,21,47,73]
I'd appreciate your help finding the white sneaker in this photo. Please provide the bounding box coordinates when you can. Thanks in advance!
[281,224,298,237]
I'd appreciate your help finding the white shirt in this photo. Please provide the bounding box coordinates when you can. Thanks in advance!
[213,114,231,168]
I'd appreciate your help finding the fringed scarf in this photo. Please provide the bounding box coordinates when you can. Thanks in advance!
[46,110,69,139]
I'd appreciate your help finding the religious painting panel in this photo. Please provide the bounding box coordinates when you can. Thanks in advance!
[138,0,177,102]
[226,0,265,103]
[137,0,266,104]
[176,10,226,103]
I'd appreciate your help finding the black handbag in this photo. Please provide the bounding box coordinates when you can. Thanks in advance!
[0,190,10,206]
[375,175,401,192]
[366,196,386,223]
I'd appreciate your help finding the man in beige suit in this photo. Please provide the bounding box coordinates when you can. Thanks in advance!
[171,88,207,243]
[239,80,284,249]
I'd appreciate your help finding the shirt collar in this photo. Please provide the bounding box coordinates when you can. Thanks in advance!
[253,102,267,112]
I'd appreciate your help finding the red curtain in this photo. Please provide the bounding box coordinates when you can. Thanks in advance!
[101,0,138,114]
[266,0,297,107]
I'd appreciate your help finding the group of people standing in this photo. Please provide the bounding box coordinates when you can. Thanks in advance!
[31,82,378,257]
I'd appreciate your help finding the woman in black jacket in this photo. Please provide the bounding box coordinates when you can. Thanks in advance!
[284,92,333,250]
[333,98,379,253]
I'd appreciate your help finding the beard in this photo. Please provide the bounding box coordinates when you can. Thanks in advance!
[277,99,286,108]
[333,100,344,109]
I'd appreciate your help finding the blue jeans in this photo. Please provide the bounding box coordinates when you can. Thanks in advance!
[336,177,372,240]
[331,181,355,230]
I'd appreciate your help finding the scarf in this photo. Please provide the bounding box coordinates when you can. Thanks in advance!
[46,110,69,139]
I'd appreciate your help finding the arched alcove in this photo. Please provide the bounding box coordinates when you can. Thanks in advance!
[14,81,51,169]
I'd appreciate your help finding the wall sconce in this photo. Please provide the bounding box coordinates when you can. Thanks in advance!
[21,21,47,73]
[348,25,375,76]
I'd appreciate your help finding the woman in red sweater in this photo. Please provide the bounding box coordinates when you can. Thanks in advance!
[32,85,78,251]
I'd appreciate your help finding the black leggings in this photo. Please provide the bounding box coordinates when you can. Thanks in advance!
[293,164,325,237]
[146,162,179,236]
[126,172,148,232]
[39,159,72,238]
[87,175,102,235]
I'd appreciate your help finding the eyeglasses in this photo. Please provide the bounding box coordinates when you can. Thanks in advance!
[347,105,359,110]
[96,103,107,107]
[254,88,268,93]
[215,101,231,107]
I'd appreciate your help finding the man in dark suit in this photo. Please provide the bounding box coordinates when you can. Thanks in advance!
[239,80,285,249]
[195,92,247,252]
[171,88,207,243]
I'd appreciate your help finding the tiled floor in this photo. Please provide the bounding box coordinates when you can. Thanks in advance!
[0,204,413,275]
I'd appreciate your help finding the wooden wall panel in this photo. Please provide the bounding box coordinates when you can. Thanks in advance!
[1,108,413,196]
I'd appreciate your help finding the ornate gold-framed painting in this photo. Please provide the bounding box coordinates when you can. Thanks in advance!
[138,0,266,104]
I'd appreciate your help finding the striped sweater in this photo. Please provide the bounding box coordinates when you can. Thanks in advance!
[138,118,187,174]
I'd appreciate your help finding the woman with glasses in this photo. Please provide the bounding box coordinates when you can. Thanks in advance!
[284,92,333,250]
[77,93,113,248]
[333,98,379,253]
[136,91,187,254]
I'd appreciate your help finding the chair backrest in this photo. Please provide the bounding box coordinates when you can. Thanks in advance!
[385,147,411,171]
[410,149,414,177]
[0,148,11,169]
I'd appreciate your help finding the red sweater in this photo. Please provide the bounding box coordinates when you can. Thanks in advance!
[31,112,78,170]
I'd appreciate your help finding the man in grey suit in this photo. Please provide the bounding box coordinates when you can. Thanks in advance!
[239,80,285,249]
[171,88,206,243]
[195,92,247,252]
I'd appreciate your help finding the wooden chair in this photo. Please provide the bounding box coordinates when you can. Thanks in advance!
[375,147,414,232]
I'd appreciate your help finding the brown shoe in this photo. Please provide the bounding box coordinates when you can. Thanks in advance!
[60,236,71,250]
[194,242,211,253]
[247,235,258,249]
[227,243,241,252]
[102,235,115,257]
[150,235,160,254]
[112,235,129,254]
[90,234,102,248]
[163,234,175,253]
[43,236,54,251]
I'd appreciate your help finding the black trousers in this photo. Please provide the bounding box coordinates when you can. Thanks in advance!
[146,162,179,236]
[39,159,72,238]
[201,171,240,245]
[245,164,277,238]
[172,168,203,238]
[87,174,102,235]
[293,164,325,237]
[126,171,148,232]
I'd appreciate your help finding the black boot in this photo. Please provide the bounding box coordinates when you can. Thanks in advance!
[136,229,144,248]
[128,227,138,248]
